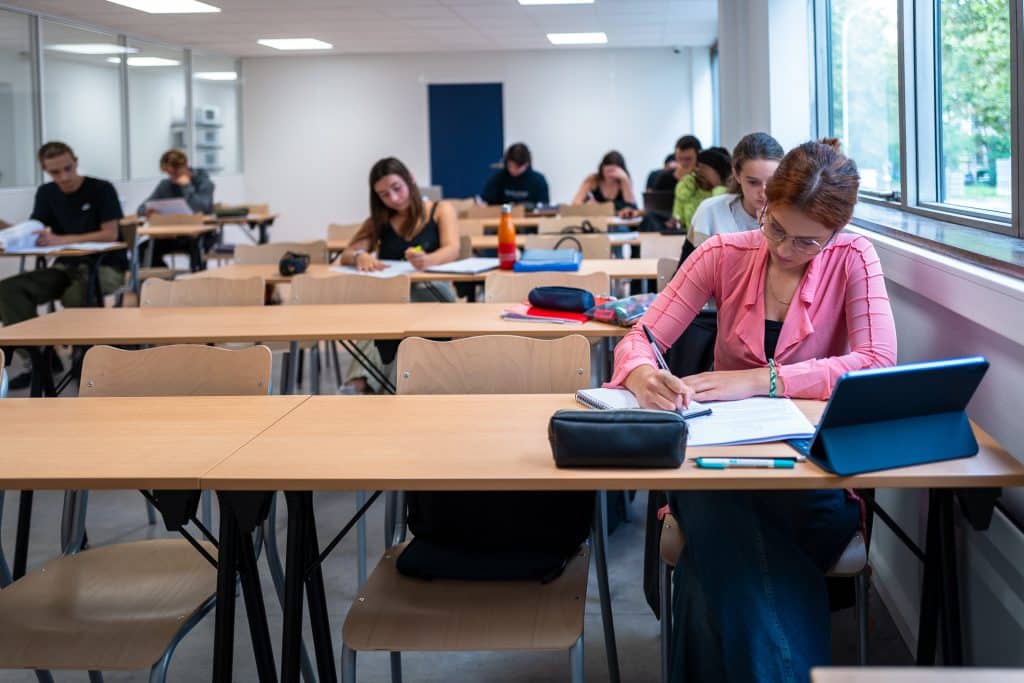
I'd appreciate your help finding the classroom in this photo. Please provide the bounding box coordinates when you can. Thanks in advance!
[0,0,1022,682]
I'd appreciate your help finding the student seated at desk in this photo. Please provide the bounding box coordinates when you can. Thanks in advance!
[0,141,126,389]
[609,139,897,682]
[338,156,459,393]
[571,150,639,217]
[682,132,785,263]
[650,134,702,192]
[669,146,731,232]
[646,153,677,191]
[479,142,550,207]
[136,149,216,268]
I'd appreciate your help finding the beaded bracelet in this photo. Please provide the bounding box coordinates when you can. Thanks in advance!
[768,358,777,398]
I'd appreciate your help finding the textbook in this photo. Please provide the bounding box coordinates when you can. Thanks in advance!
[576,387,711,420]
[501,303,588,324]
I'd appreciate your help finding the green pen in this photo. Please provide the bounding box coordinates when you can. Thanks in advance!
[695,457,795,469]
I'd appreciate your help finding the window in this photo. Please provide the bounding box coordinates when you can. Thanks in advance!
[192,52,241,175]
[936,0,1011,215]
[826,0,901,197]
[41,20,124,181]
[0,9,36,188]
[127,38,186,179]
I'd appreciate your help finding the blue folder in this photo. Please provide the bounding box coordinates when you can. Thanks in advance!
[789,356,989,476]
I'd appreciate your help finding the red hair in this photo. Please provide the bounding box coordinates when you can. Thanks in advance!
[765,138,859,231]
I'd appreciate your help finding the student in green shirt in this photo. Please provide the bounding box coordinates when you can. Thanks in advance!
[671,146,732,231]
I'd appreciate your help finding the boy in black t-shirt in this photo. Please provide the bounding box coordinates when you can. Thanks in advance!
[479,142,550,206]
[0,142,126,382]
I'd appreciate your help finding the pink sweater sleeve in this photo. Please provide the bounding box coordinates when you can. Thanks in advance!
[778,239,898,399]
[607,240,719,387]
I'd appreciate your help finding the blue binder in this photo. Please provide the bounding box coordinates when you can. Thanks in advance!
[790,357,989,476]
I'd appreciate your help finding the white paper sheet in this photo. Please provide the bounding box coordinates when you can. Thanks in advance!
[684,397,816,446]
[425,257,499,274]
[0,220,45,252]
[330,260,417,278]
[145,198,193,215]
[607,231,640,244]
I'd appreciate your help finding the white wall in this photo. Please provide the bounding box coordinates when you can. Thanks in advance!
[242,48,698,241]
[0,46,35,188]
[128,67,186,180]
[195,79,241,174]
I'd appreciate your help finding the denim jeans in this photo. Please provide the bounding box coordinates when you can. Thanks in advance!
[668,489,859,683]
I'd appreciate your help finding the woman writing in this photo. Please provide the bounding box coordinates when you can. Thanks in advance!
[610,139,897,681]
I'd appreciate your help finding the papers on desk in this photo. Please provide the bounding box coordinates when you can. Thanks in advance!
[425,257,499,274]
[684,397,815,447]
[576,387,711,420]
[330,260,416,278]
[145,198,193,215]
[611,216,643,226]
[0,220,44,252]
[607,231,640,244]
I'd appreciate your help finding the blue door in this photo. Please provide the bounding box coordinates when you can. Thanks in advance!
[428,83,504,199]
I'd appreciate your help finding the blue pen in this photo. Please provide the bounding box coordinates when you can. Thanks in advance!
[695,458,796,469]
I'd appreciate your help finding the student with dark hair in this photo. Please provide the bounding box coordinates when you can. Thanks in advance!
[570,150,638,214]
[671,146,731,232]
[611,139,896,682]
[339,157,459,392]
[646,153,678,190]
[690,132,785,247]
[137,149,216,268]
[0,141,126,388]
[650,135,703,192]
[479,142,550,206]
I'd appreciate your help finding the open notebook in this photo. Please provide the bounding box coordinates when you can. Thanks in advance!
[576,387,711,420]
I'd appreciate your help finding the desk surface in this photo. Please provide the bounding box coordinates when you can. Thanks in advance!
[0,395,307,489]
[0,243,127,258]
[0,303,625,346]
[122,213,277,228]
[203,395,1024,491]
[811,668,1024,682]
[139,224,218,238]
[182,259,660,284]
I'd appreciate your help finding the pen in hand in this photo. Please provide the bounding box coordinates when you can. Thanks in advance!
[641,323,670,371]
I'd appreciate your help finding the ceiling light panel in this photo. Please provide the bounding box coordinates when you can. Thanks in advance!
[257,38,333,51]
[104,0,220,13]
[546,32,608,45]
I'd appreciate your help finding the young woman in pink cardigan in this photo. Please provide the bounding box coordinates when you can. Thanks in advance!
[611,139,897,682]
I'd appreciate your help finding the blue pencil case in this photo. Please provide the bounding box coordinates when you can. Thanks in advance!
[513,248,582,272]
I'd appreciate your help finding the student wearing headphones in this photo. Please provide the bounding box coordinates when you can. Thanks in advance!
[339,157,459,392]
[479,142,550,207]
[570,150,638,215]
[611,140,896,682]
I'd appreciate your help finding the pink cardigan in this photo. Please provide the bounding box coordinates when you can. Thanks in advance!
[609,229,897,399]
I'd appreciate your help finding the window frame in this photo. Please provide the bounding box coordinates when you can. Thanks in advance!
[814,0,1021,239]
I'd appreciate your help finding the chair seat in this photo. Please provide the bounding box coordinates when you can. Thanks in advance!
[659,513,867,577]
[0,539,216,671]
[343,541,589,653]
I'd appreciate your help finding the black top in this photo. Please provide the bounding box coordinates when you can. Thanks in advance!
[650,169,679,192]
[764,319,784,360]
[136,167,215,216]
[31,177,127,270]
[377,202,441,260]
[480,168,550,206]
[591,184,637,212]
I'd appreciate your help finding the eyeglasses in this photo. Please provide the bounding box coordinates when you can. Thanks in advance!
[758,207,832,256]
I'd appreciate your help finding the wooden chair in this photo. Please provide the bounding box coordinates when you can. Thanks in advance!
[447,198,477,218]
[639,233,686,260]
[119,221,177,305]
[464,204,525,219]
[140,276,265,307]
[234,240,329,265]
[0,345,275,682]
[327,222,362,245]
[524,233,613,259]
[656,515,870,682]
[483,271,610,303]
[560,202,615,217]
[342,335,618,683]
[657,258,679,292]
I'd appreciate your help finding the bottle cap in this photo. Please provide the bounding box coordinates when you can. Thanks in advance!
[501,203,512,214]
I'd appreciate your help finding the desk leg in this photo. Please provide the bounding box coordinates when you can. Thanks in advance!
[302,494,337,683]
[213,496,240,682]
[938,490,964,664]
[282,491,309,682]
[915,489,964,666]
[189,237,204,272]
[12,491,33,580]
[258,221,270,244]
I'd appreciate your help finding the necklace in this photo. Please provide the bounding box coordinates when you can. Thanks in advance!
[765,270,794,306]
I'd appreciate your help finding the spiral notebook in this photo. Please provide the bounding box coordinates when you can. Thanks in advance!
[575,387,712,420]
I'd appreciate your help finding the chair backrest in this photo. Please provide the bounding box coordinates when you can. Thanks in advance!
[288,273,410,304]
[560,202,614,217]
[397,335,590,395]
[140,276,265,307]
[327,222,362,244]
[457,219,487,236]
[80,344,272,396]
[483,271,610,303]
[657,258,678,292]
[458,234,473,259]
[639,233,686,260]
[464,204,525,219]
[447,198,477,218]
[147,213,206,226]
[523,233,612,259]
[234,240,329,265]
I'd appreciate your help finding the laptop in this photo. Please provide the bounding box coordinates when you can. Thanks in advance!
[788,356,989,475]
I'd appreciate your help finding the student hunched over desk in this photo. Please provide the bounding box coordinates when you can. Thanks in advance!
[607,138,898,682]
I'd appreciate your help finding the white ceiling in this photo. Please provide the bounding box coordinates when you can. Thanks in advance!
[2,0,717,57]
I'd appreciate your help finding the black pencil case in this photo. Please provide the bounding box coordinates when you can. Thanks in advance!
[548,409,687,468]
[528,286,595,313]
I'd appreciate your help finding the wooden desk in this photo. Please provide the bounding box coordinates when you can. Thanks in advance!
[812,668,1024,682]
[0,243,127,259]
[207,213,278,244]
[0,395,306,489]
[182,259,660,285]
